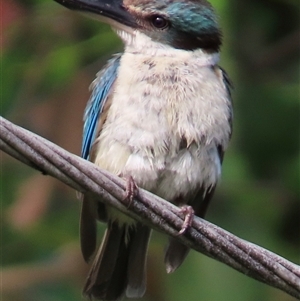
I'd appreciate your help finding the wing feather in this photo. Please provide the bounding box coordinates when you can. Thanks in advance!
[82,54,121,159]
[80,54,121,262]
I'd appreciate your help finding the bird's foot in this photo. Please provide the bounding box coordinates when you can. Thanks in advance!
[177,205,194,235]
[123,176,138,208]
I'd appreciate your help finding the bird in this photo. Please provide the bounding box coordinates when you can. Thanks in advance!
[54,0,233,300]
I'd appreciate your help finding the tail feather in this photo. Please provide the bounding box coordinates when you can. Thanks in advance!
[164,239,189,274]
[127,226,151,297]
[83,221,150,301]
[80,198,98,263]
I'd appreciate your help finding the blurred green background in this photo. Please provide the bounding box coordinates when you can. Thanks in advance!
[1,0,299,300]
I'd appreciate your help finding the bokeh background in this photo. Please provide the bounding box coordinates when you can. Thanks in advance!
[1,0,299,300]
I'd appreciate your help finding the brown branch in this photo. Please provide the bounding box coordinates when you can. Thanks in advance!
[1,116,299,299]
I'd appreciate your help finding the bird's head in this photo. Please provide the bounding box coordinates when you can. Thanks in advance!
[54,0,221,52]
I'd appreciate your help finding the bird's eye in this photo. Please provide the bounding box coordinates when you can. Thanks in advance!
[151,15,169,29]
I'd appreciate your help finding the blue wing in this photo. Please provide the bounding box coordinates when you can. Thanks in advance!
[81,54,121,160]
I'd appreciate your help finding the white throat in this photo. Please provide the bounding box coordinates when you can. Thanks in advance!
[113,27,220,67]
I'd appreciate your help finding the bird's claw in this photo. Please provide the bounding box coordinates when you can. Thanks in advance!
[123,176,138,208]
[177,205,194,235]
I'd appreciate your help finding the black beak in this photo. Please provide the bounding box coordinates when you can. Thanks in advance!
[54,0,138,28]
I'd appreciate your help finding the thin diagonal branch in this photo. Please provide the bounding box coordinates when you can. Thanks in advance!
[1,116,299,299]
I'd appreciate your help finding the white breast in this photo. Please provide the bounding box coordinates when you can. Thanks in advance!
[93,46,231,204]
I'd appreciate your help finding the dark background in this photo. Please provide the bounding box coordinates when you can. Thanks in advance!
[1,0,299,300]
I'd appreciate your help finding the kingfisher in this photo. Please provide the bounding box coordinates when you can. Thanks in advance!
[54,0,232,299]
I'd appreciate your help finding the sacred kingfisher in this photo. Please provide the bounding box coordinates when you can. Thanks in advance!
[54,0,233,299]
